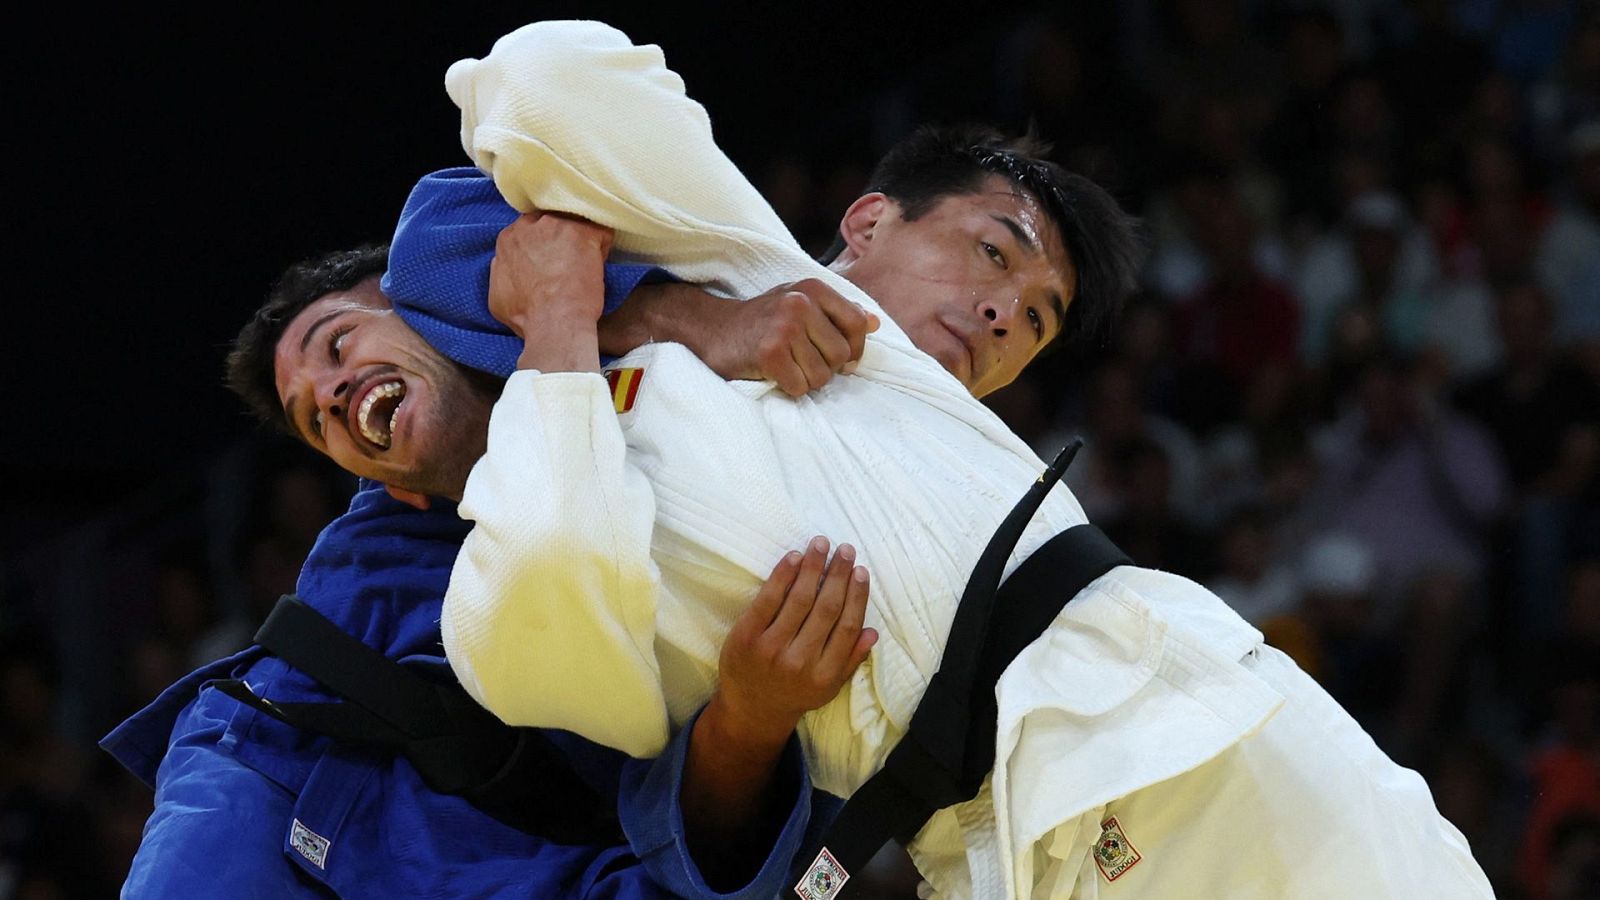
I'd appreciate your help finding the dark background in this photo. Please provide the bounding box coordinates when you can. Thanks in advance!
[5,0,1001,535]
[5,2,1600,897]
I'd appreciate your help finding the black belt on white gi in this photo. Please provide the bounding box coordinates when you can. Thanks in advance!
[794,439,1129,899]
[208,595,621,845]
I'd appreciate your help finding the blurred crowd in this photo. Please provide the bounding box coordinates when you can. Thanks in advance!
[5,1,1599,897]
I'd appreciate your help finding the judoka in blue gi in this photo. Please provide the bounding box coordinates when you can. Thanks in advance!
[109,109,1130,896]
[103,171,876,899]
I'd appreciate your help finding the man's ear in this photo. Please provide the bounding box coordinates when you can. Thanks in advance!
[383,484,432,510]
[836,193,891,264]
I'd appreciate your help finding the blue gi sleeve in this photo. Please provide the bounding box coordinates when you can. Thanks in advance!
[383,167,678,378]
[617,707,815,900]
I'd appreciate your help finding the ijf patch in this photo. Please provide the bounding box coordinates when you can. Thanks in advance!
[794,847,849,899]
[290,818,331,870]
[1094,816,1141,883]
[605,367,644,413]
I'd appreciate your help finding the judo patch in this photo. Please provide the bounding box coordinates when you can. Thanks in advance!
[605,367,644,413]
[1094,816,1141,883]
[794,847,849,899]
[290,818,330,870]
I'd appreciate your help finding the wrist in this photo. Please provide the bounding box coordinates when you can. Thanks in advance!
[703,691,798,761]
[515,311,601,373]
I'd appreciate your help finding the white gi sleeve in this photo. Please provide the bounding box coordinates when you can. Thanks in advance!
[444,19,884,314]
[441,371,668,758]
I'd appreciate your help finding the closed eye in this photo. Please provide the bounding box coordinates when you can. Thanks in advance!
[981,241,1007,269]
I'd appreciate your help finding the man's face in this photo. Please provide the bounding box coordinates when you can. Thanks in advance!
[834,175,1076,397]
[272,277,493,503]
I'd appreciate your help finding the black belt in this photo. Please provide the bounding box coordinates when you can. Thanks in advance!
[209,595,621,845]
[795,440,1128,898]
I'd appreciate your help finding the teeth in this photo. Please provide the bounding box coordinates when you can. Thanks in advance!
[357,381,404,448]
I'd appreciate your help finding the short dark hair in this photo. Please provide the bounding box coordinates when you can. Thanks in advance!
[824,124,1142,350]
[225,245,390,433]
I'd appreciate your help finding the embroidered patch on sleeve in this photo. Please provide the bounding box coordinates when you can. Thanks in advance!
[605,367,644,413]
[1094,816,1142,883]
[290,818,331,870]
[794,847,849,899]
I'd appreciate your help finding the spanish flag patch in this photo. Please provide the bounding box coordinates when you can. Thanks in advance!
[605,367,644,413]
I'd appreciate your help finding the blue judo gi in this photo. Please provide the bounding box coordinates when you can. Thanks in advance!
[104,170,836,898]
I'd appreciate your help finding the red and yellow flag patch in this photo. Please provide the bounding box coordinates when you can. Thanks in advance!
[605,367,644,413]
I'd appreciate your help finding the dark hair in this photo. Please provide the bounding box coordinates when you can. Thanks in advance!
[225,245,390,433]
[824,124,1142,350]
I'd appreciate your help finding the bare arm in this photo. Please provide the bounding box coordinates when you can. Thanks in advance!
[599,279,879,397]
[682,537,875,885]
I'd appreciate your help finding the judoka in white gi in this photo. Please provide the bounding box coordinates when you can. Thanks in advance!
[266,21,1494,898]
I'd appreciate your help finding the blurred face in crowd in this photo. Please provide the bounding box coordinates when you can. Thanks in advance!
[830,175,1076,398]
[272,278,495,507]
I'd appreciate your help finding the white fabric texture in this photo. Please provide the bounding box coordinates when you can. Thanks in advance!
[436,21,1492,897]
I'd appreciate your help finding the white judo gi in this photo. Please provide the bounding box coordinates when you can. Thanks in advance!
[437,20,1494,898]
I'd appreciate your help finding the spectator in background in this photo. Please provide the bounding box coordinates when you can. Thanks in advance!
[1209,504,1301,626]
[1196,359,1313,528]
[1109,292,1184,419]
[1264,7,1350,240]
[1145,162,1291,307]
[1458,280,1600,649]
[1536,9,1600,140]
[1307,352,1508,610]
[148,550,215,663]
[1168,174,1301,415]
[1145,0,1280,146]
[1427,738,1520,895]
[1055,359,1203,523]
[1517,641,1599,900]
[0,643,98,898]
[1294,190,1444,366]
[188,523,303,665]
[1538,120,1600,341]
[1099,434,1212,580]
[1390,571,1479,762]
[1296,533,1396,727]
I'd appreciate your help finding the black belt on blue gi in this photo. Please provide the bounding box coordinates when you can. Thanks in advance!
[794,439,1129,899]
[208,597,621,844]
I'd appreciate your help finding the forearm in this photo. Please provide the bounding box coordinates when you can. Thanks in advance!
[599,282,732,359]
[516,307,603,373]
[621,704,813,899]
[681,693,797,861]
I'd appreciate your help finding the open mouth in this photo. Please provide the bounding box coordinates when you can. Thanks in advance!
[355,380,405,449]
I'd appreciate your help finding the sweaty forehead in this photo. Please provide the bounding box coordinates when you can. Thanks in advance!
[975,178,1076,289]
